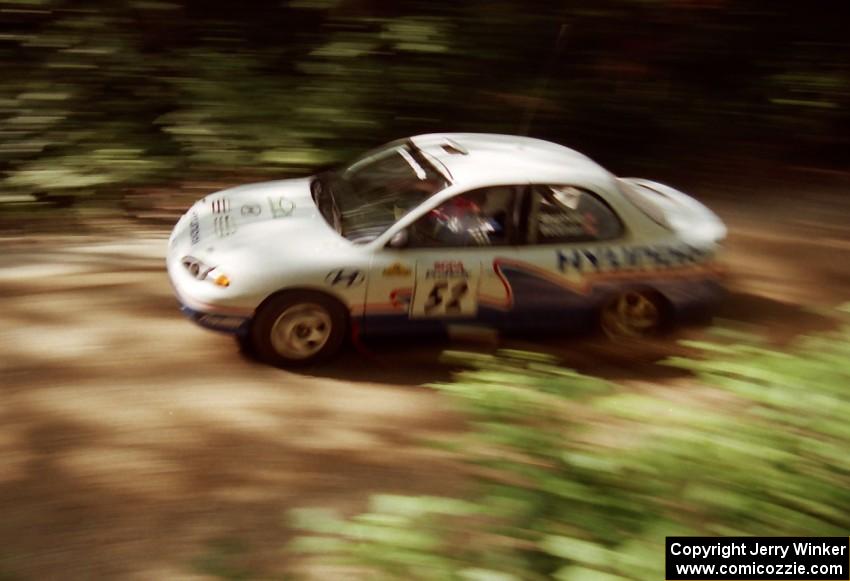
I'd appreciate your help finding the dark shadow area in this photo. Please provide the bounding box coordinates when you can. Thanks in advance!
[299,326,690,385]
[294,289,844,385]
[717,292,840,341]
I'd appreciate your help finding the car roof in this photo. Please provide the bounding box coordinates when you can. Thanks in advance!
[409,133,616,191]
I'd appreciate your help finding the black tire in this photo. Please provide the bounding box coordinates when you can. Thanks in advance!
[234,330,256,356]
[250,290,348,367]
[599,288,670,340]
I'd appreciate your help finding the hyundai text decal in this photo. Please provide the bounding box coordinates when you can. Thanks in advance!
[557,244,712,273]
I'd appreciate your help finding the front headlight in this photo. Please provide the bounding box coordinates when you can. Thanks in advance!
[181,255,231,287]
[181,256,213,280]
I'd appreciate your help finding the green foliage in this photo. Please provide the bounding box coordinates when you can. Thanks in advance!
[290,323,850,579]
[192,537,265,581]
[1,0,848,203]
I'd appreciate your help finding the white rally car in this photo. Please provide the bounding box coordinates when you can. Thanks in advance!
[167,133,726,367]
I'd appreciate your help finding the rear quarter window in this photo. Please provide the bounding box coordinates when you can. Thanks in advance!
[532,185,623,244]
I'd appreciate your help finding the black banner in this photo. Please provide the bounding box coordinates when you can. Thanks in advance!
[666,537,849,580]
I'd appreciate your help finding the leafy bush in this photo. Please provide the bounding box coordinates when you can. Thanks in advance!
[2,1,848,204]
[290,321,850,580]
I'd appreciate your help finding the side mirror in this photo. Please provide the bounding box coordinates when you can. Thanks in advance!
[388,229,409,249]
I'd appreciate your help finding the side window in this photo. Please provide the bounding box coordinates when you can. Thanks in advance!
[530,185,623,244]
[406,186,516,248]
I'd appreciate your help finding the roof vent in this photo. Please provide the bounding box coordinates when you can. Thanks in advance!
[440,140,468,155]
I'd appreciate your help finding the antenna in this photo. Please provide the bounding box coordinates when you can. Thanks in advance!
[519,23,569,136]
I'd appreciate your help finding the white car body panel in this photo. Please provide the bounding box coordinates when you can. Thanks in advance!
[166,133,726,337]
[167,177,370,319]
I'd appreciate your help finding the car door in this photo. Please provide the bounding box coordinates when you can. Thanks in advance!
[500,183,626,331]
[362,186,523,334]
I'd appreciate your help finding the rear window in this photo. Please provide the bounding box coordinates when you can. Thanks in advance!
[617,179,671,229]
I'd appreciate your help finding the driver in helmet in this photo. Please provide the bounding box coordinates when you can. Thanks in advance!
[425,192,504,246]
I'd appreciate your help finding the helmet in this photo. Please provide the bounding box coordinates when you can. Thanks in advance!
[425,196,497,246]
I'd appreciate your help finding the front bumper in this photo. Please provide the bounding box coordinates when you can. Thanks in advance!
[168,254,253,335]
[179,301,251,335]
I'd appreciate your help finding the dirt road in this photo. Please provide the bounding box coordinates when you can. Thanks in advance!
[0,232,476,579]
[1,173,848,579]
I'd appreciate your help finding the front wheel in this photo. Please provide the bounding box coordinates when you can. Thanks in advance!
[251,291,348,367]
[599,289,669,339]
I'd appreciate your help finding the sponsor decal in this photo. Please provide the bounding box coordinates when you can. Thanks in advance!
[268,196,295,218]
[389,288,413,308]
[383,262,412,277]
[556,244,711,274]
[213,214,236,238]
[538,210,598,238]
[211,197,230,214]
[425,260,468,279]
[241,203,261,216]
[326,268,365,288]
[412,261,480,318]
[189,211,200,245]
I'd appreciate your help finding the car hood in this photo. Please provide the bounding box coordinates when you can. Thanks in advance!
[168,177,346,261]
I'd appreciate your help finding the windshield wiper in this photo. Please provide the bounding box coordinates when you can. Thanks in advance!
[397,147,427,180]
[406,141,452,184]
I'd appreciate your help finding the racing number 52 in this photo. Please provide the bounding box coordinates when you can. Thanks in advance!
[424,280,469,315]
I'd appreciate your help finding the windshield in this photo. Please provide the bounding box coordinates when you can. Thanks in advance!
[315,141,449,242]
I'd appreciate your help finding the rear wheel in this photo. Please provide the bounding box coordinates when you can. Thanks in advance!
[600,289,668,339]
[251,291,348,367]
